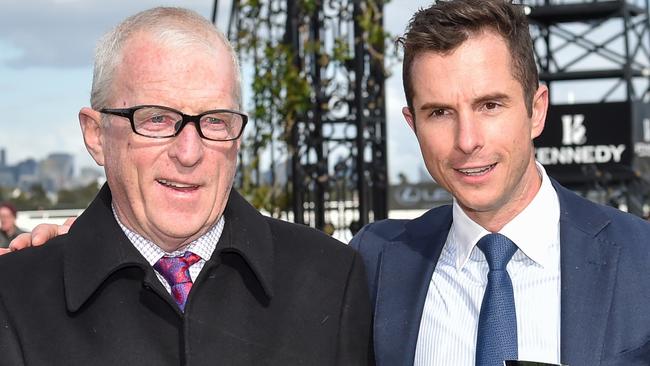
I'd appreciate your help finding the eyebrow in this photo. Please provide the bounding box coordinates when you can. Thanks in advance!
[418,92,512,112]
[472,93,511,108]
[418,102,452,112]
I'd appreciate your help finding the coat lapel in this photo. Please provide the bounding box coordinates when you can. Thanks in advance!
[555,182,620,366]
[373,205,452,366]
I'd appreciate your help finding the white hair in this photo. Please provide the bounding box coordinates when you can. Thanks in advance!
[90,7,242,109]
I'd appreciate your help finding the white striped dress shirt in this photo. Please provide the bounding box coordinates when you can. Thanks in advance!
[113,206,224,294]
[414,163,561,365]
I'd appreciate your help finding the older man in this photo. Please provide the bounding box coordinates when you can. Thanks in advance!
[0,7,371,365]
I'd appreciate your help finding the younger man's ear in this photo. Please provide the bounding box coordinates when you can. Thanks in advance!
[403,106,416,133]
[530,84,549,140]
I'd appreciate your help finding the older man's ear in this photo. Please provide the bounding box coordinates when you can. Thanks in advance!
[79,107,106,167]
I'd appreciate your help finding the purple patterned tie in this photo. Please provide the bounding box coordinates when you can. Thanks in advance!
[154,252,201,312]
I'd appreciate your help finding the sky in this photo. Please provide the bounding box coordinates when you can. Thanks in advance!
[0,0,432,183]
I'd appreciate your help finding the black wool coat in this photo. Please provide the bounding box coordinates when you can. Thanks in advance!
[0,185,373,365]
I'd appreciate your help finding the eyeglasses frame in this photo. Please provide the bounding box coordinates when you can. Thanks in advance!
[99,104,248,142]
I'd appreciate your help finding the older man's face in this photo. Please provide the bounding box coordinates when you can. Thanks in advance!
[80,31,240,252]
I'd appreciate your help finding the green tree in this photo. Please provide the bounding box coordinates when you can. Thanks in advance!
[234,0,395,216]
[56,181,101,209]
[12,184,52,210]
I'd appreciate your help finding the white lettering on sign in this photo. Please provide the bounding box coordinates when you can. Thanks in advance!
[536,144,626,165]
[635,142,650,157]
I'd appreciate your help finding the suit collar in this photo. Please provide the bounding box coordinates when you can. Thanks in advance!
[64,184,274,312]
[374,205,452,366]
[553,180,620,366]
[553,180,610,236]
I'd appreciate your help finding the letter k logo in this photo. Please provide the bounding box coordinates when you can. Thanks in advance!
[561,114,587,145]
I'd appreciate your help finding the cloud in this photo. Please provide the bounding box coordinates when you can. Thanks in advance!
[0,0,216,69]
[384,1,427,37]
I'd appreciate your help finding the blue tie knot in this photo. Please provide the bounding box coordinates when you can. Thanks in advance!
[477,233,518,270]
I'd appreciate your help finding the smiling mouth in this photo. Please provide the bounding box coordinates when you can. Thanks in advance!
[456,163,497,176]
[157,179,199,189]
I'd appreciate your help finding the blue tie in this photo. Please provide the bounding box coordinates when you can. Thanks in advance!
[476,233,518,366]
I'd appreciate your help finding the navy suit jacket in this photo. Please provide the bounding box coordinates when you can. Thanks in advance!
[351,181,650,366]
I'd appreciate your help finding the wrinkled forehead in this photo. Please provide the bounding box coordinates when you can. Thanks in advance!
[112,34,238,109]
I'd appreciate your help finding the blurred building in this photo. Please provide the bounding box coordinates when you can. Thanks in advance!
[15,159,39,191]
[0,148,105,194]
[39,153,74,192]
[77,166,105,187]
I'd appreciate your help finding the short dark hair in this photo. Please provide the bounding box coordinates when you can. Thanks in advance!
[398,0,538,116]
[0,202,17,217]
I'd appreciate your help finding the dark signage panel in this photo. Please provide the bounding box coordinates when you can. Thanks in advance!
[388,183,452,210]
[534,102,633,184]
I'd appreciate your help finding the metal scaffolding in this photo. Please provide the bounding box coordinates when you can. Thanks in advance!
[523,0,650,215]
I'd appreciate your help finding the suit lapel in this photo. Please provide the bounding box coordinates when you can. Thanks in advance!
[555,183,620,366]
[373,206,452,366]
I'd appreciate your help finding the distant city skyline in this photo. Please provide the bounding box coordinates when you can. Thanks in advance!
[0,147,104,193]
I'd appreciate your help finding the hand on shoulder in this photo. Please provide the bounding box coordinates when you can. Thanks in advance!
[0,217,75,256]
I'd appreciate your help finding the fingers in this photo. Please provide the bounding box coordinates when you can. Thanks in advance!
[8,232,36,251]
[2,217,77,255]
[30,223,64,246]
[7,223,61,252]
[59,217,76,235]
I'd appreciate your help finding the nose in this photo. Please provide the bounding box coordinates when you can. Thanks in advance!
[456,112,483,154]
[168,121,204,167]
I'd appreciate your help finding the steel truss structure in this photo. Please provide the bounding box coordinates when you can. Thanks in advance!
[523,0,650,102]
[522,0,650,215]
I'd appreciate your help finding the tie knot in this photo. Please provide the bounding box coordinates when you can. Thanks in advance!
[154,251,201,286]
[477,233,517,270]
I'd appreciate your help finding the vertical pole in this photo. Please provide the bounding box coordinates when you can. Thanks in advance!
[311,0,326,230]
[371,0,388,221]
[211,0,219,24]
[353,0,369,226]
[286,0,306,224]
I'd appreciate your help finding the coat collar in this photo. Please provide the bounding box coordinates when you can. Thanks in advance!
[213,187,274,298]
[64,184,274,312]
[553,180,620,366]
[373,205,452,366]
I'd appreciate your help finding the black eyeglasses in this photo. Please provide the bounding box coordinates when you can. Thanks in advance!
[99,105,248,141]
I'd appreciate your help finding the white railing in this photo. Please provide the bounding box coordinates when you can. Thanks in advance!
[15,208,428,242]
[16,209,85,231]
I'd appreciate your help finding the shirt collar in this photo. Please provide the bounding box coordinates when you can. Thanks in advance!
[452,162,560,269]
[112,205,224,265]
